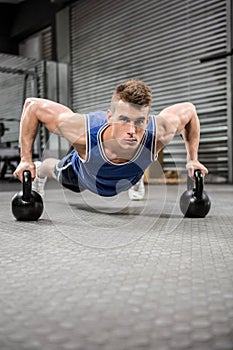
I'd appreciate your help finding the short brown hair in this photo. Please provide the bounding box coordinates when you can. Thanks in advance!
[111,79,152,109]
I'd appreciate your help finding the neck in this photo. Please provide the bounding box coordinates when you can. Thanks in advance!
[104,147,133,163]
[101,126,141,163]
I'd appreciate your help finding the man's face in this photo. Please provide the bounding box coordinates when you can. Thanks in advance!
[107,101,150,152]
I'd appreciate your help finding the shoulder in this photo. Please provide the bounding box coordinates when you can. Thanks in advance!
[156,102,196,132]
[160,102,195,116]
[25,97,73,114]
[88,110,107,128]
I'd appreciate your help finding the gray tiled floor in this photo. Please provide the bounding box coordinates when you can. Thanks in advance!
[0,181,233,350]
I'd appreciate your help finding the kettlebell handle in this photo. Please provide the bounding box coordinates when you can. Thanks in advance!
[22,170,32,202]
[194,169,203,201]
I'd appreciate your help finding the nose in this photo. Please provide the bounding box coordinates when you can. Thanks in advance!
[127,121,136,135]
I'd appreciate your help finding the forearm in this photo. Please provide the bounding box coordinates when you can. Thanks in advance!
[181,106,208,177]
[182,108,200,162]
[19,99,40,162]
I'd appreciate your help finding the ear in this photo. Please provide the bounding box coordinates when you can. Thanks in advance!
[106,109,113,124]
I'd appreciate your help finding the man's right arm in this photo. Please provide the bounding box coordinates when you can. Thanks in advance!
[13,97,86,182]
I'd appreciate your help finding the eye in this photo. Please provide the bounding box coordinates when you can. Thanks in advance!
[119,116,130,124]
[135,119,145,126]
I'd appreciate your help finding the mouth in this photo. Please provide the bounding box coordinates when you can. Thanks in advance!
[123,138,137,144]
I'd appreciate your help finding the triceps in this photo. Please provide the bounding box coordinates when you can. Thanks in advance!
[55,113,86,145]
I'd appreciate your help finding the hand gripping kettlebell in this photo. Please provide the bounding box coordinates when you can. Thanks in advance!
[11,170,44,221]
[180,169,211,218]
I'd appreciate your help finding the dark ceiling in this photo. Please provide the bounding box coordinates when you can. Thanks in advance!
[0,0,72,54]
[0,0,26,3]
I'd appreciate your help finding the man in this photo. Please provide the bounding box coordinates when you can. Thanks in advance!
[13,79,208,199]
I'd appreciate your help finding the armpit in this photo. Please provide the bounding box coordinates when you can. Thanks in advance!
[56,113,86,145]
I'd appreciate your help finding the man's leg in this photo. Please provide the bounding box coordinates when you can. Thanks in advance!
[36,158,59,179]
[32,150,82,196]
[32,158,60,196]
[128,175,145,201]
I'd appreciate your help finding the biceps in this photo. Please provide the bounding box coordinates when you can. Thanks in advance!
[156,115,179,148]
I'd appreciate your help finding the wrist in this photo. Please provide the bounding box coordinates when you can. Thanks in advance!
[20,155,33,163]
[187,156,198,162]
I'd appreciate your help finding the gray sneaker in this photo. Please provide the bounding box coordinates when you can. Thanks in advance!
[128,176,145,201]
[32,161,47,197]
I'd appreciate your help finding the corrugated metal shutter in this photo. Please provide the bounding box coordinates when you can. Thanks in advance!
[41,27,53,61]
[70,0,229,181]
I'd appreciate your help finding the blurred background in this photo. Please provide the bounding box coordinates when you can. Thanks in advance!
[0,0,232,184]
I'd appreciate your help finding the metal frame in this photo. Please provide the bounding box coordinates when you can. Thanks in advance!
[44,61,70,159]
[226,0,233,183]
[0,64,42,159]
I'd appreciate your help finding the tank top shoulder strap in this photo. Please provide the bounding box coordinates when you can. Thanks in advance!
[85,111,107,162]
[145,114,157,159]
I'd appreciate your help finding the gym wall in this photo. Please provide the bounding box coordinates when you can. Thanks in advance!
[69,0,232,183]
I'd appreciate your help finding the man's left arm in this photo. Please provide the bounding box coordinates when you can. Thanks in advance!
[156,102,208,178]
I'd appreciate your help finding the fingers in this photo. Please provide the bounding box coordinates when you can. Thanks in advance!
[13,162,36,182]
[187,166,194,179]
[200,165,208,175]
[186,161,208,180]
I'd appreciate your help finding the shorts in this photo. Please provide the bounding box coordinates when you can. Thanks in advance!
[53,150,83,193]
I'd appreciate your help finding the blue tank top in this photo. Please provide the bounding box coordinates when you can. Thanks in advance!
[71,111,156,196]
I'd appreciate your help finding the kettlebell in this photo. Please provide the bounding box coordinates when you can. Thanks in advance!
[180,169,211,218]
[11,170,44,221]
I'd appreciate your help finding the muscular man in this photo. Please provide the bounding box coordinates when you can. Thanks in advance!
[13,79,208,199]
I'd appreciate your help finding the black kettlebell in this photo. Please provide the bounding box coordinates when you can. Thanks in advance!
[11,170,44,221]
[180,169,211,218]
